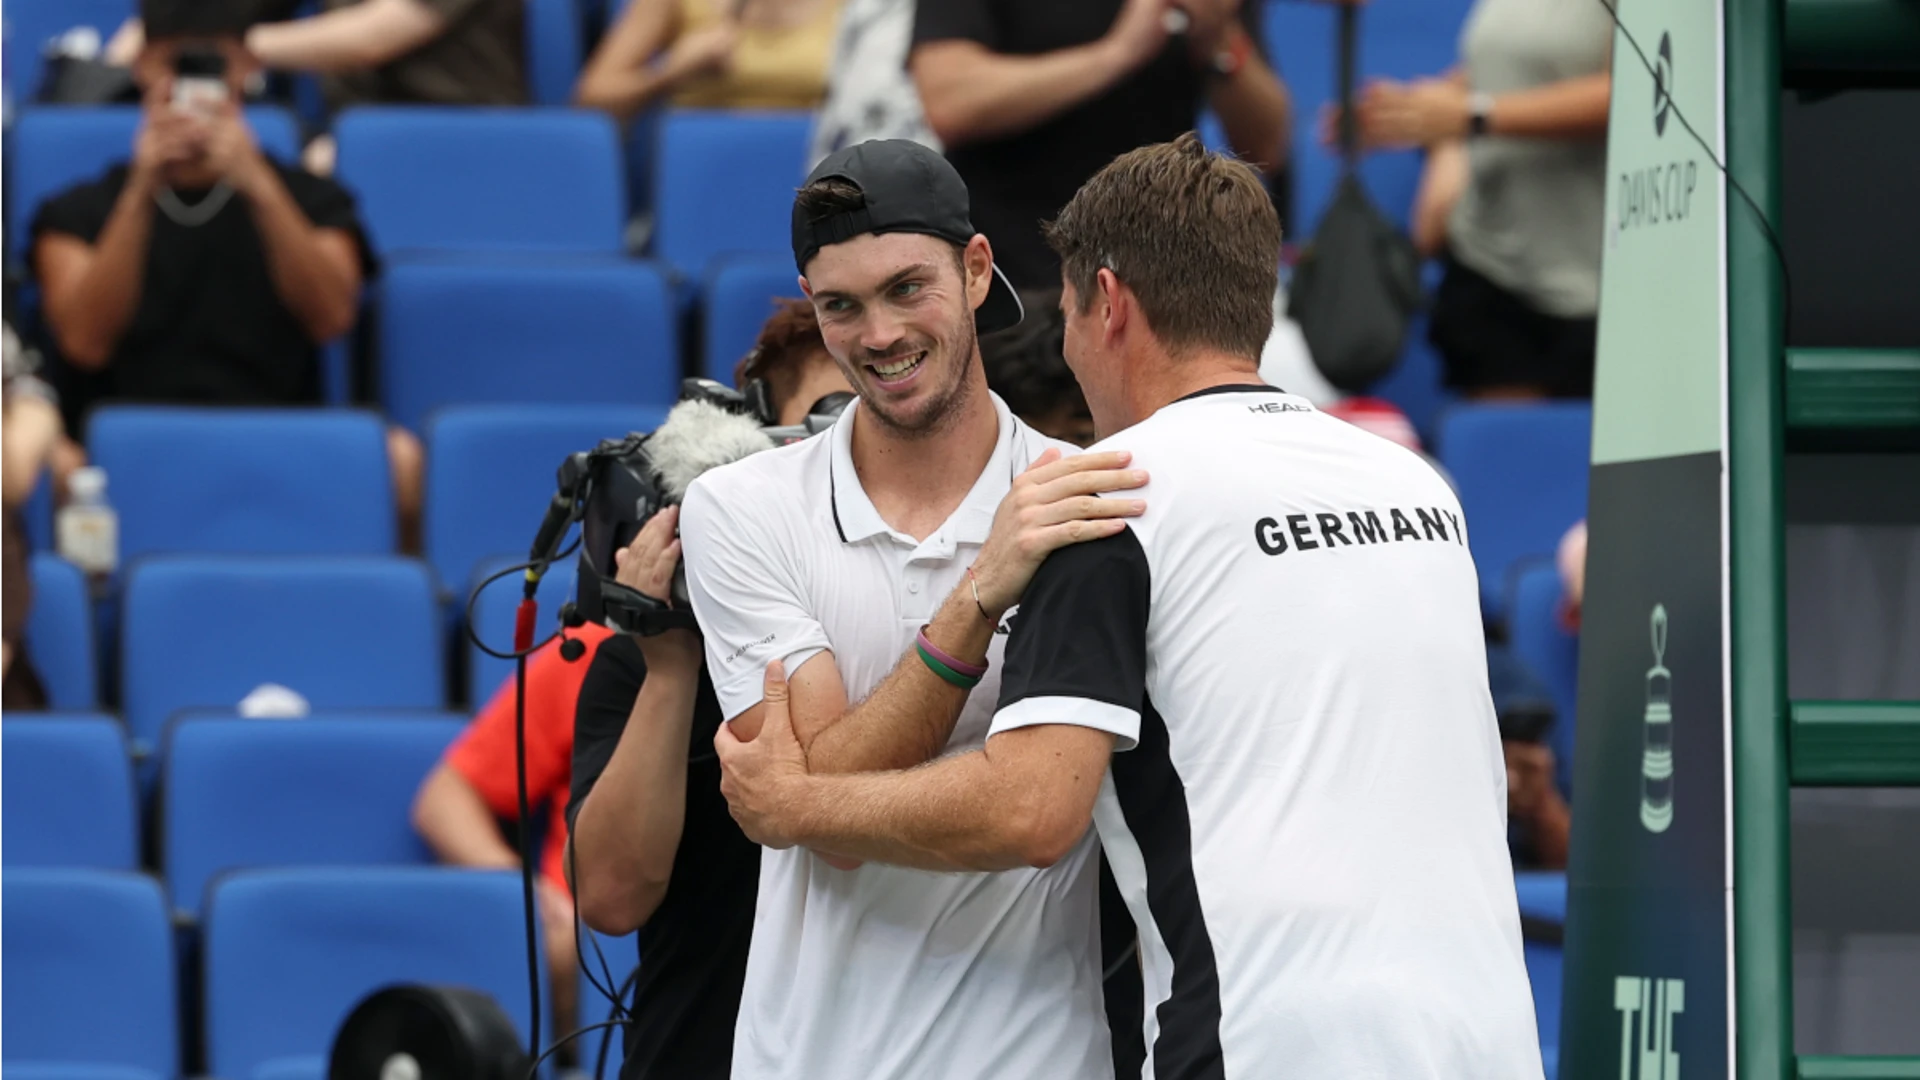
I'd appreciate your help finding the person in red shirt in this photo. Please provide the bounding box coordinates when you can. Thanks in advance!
[411,620,614,1044]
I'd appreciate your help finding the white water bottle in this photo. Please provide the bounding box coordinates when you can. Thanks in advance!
[57,466,119,576]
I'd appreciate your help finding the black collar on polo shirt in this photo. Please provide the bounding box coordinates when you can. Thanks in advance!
[827,394,1023,551]
[1171,383,1287,404]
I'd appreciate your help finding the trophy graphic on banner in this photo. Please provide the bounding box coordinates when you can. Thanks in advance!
[1640,604,1674,834]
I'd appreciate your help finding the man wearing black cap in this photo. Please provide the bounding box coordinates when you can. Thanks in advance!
[673,139,1145,1080]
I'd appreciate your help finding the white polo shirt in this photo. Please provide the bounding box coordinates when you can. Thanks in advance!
[679,393,1112,1080]
[989,385,1545,1079]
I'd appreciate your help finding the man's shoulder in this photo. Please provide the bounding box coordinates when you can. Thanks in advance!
[683,431,831,522]
[32,164,132,243]
[1010,417,1082,468]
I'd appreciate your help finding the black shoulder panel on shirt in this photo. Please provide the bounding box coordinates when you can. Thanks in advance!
[1112,698,1226,1080]
[995,526,1151,715]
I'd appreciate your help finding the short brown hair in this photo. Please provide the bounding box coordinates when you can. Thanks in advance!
[793,176,867,225]
[1043,132,1279,359]
[794,176,968,276]
[734,297,827,395]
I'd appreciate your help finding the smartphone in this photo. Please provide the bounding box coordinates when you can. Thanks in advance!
[171,45,230,118]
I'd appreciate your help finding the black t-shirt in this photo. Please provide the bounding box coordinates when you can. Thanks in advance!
[30,160,373,431]
[568,634,758,1080]
[912,0,1268,289]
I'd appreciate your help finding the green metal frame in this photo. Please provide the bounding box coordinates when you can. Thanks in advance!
[1798,1058,1920,1080]
[1784,0,1920,79]
[1727,0,1793,1078]
[1789,701,1920,786]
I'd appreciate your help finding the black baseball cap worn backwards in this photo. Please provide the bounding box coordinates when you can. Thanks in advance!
[792,139,1024,334]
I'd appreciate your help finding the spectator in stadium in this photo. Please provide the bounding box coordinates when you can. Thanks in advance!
[1338,0,1612,398]
[808,0,937,166]
[574,0,842,123]
[979,289,1095,447]
[30,0,424,549]
[909,0,1292,288]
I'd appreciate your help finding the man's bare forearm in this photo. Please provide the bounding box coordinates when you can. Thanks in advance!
[570,655,701,933]
[42,175,158,369]
[245,170,359,342]
[413,765,521,870]
[1210,51,1291,175]
[913,39,1132,149]
[789,750,1034,872]
[801,583,997,775]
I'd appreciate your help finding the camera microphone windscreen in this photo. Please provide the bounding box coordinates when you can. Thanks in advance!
[645,398,780,503]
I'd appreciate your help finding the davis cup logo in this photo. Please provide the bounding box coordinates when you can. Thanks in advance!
[1640,605,1674,833]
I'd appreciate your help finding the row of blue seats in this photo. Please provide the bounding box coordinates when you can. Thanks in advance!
[23,400,1589,708]
[4,864,576,1080]
[7,104,815,283]
[24,553,570,750]
[47,400,1591,606]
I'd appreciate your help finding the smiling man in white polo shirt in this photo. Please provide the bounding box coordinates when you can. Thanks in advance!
[676,139,1145,1080]
[715,134,1546,1079]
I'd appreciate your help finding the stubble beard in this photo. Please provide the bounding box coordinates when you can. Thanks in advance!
[861,308,979,441]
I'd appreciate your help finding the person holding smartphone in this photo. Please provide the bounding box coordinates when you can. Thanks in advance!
[28,0,426,540]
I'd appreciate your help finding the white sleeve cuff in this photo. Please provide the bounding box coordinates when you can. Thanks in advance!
[713,644,828,722]
[988,696,1140,751]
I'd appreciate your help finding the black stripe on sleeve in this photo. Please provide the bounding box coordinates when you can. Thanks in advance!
[1112,699,1227,1080]
[994,527,1151,715]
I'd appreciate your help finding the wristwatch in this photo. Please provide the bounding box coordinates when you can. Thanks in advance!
[1468,91,1495,137]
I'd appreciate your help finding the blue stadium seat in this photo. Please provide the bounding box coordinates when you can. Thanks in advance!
[704,254,803,383]
[424,403,667,596]
[1511,561,1580,798]
[379,260,677,434]
[2,869,177,1080]
[25,553,97,709]
[2,0,135,106]
[87,407,394,563]
[525,0,583,106]
[1437,402,1592,616]
[579,928,638,1080]
[121,555,442,754]
[2,716,137,870]
[162,716,463,919]
[334,108,624,256]
[467,557,580,706]
[1515,870,1567,1078]
[652,109,813,281]
[204,866,539,1080]
[8,106,303,265]
[24,469,56,549]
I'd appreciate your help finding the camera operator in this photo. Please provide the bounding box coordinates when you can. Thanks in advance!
[669,139,1148,1080]
[564,301,852,1080]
